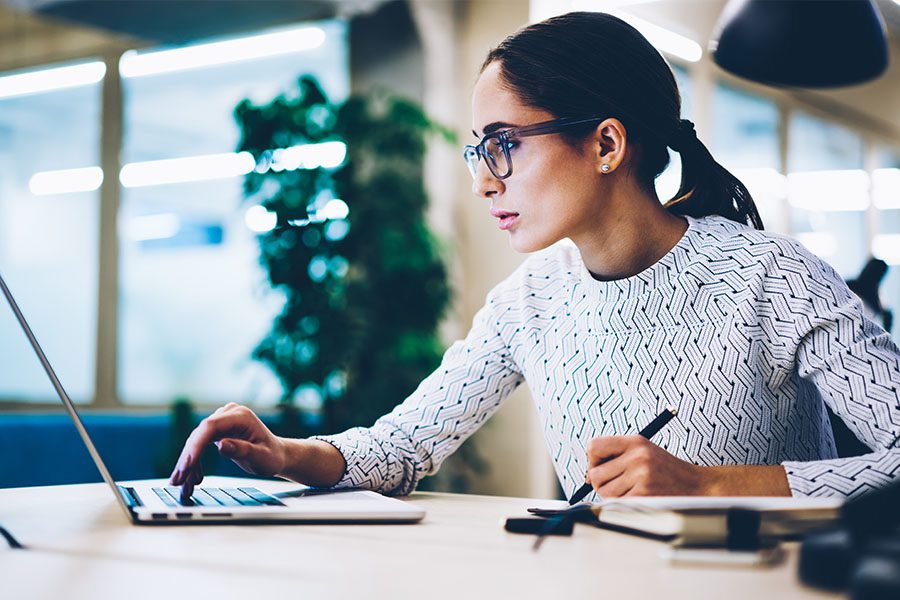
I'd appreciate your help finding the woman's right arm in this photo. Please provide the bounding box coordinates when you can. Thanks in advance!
[306,266,535,496]
[171,298,521,500]
[171,266,531,500]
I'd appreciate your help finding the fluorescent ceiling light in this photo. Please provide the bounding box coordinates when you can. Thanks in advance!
[319,199,349,221]
[609,11,702,62]
[873,168,900,209]
[262,141,347,172]
[120,152,256,188]
[120,26,326,78]
[287,199,350,227]
[873,234,900,265]
[244,205,277,233]
[787,169,870,211]
[567,3,702,62]
[119,142,346,188]
[29,167,104,196]
[0,61,106,100]
[126,213,181,242]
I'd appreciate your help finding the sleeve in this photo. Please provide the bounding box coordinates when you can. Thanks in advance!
[309,278,526,496]
[780,253,900,499]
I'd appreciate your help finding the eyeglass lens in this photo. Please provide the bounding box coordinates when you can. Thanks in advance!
[464,137,510,179]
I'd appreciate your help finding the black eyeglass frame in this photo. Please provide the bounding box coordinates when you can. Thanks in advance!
[463,116,605,180]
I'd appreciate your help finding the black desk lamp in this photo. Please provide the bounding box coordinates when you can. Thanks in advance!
[710,0,890,88]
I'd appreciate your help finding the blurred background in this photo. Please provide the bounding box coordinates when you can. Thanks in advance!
[1,0,898,498]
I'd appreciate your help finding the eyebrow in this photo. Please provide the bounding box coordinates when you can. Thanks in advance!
[472,121,518,138]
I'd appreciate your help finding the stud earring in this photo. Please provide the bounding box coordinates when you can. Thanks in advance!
[601,164,610,173]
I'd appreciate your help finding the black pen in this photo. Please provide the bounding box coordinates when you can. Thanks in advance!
[567,407,678,505]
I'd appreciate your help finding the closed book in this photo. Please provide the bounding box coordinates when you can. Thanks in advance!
[594,497,843,546]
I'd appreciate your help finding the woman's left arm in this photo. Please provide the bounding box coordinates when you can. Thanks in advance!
[779,292,900,499]
[586,253,900,499]
[584,435,792,497]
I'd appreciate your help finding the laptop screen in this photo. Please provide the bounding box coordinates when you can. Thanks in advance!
[0,270,133,518]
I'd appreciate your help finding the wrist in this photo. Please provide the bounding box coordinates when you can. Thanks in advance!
[698,464,726,496]
[700,465,791,496]
[274,436,305,482]
[275,437,346,488]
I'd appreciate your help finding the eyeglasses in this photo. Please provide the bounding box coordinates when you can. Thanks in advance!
[463,116,604,180]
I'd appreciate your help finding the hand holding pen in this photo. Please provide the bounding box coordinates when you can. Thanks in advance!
[530,407,679,551]
[569,408,678,504]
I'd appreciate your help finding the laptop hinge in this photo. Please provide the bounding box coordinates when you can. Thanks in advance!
[117,485,143,508]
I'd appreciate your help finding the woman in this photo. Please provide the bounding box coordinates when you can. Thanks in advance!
[171,12,900,502]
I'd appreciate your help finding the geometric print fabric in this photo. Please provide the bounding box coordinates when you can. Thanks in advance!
[314,216,900,499]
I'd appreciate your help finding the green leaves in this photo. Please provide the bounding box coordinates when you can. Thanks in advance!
[236,76,451,436]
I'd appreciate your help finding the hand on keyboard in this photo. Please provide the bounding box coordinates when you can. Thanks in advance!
[168,403,288,503]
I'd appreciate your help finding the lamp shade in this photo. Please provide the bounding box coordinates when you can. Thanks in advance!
[711,0,889,88]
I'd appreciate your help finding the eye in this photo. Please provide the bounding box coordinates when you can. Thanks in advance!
[505,140,519,151]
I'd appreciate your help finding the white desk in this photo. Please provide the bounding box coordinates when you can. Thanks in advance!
[0,477,837,599]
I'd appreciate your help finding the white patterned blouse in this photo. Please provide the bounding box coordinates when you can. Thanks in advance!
[313,215,900,499]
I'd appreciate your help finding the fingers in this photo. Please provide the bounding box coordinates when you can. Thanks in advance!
[168,403,255,496]
[170,460,204,504]
[180,475,197,505]
[217,438,253,460]
[173,406,256,474]
[593,466,635,498]
[585,435,638,467]
[169,454,193,485]
[586,456,627,493]
[216,437,284,477]
[600,478,634,498]
[584,436,657,498]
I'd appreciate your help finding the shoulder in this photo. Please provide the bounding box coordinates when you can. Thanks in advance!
[689,215,832,275]
[689,216,854,304]
[690,215,801,259]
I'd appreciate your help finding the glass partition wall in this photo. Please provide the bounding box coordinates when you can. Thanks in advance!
[118,22,348,406]
[0,22,349,406]
[0,62,103,404]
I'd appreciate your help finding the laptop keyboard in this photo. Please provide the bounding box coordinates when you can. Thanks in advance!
[152,486,285,508]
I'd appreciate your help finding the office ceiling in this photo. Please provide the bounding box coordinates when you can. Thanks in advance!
[2,0,899,68]
[0,0,387,45]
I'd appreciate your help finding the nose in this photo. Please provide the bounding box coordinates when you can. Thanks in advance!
[471,161,503,200]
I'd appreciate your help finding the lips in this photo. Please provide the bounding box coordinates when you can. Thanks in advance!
[490,208,520,231]
[490,208,519,219]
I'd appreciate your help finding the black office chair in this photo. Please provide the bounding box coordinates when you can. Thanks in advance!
[827,406,873,459]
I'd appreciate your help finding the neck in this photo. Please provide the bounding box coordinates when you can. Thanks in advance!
[572,188,689,281]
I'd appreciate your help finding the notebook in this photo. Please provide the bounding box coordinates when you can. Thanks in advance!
[595,497,843,544]
[529,496,842,546]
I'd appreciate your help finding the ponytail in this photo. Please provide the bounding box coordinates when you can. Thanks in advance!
[664,119,764,230]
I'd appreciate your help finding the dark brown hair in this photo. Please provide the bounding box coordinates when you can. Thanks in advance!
[482,11,764,230]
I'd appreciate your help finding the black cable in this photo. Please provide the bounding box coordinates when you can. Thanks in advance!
[0,524,25,550]
[532,514,571,551]
[530,504,595,551]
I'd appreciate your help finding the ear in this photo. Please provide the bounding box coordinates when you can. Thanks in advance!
[589,118,627,175]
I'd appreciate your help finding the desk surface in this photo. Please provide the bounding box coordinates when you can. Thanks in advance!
[0,476,836,600]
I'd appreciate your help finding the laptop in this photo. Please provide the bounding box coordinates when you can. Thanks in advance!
[0,271,425,525]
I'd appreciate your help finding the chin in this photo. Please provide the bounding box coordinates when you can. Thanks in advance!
[508,231,559,254]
